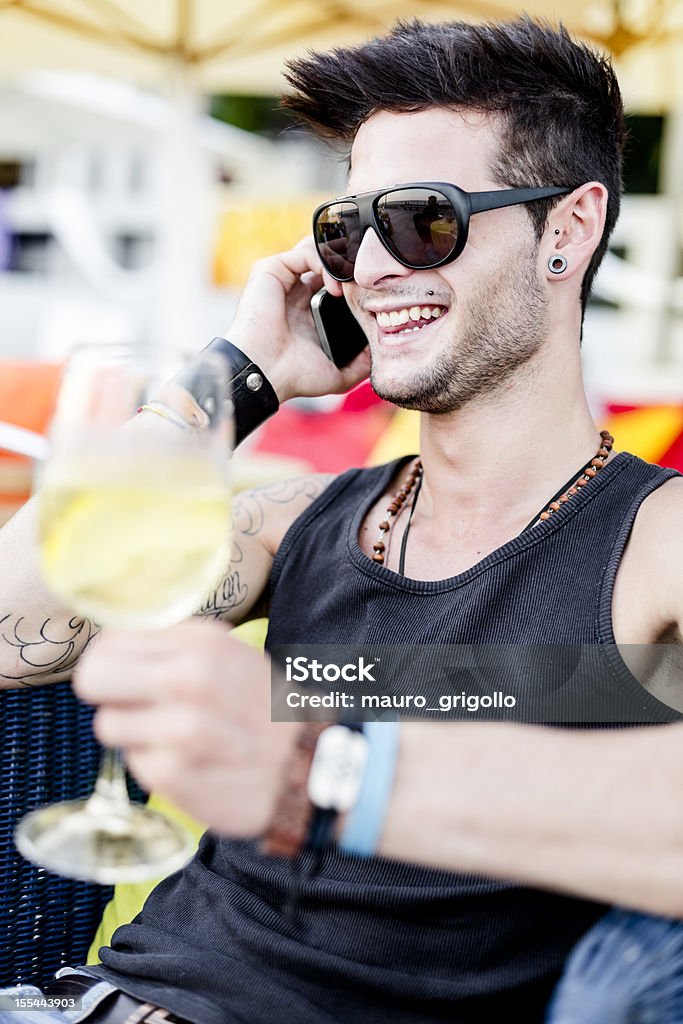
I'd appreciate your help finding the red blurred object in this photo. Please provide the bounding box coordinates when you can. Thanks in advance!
[659,430,683,472]
[341,379,386,412]
[253,395,395,473]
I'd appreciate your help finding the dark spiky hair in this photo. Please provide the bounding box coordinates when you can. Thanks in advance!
[283,16,625,312]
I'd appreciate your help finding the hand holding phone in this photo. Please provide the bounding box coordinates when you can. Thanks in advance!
[310,288,369,369]
[227,239,369,402]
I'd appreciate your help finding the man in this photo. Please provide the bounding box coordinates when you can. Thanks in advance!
[1,15,683,1024]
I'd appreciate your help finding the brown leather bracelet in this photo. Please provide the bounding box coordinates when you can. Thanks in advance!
[261,721,331,858]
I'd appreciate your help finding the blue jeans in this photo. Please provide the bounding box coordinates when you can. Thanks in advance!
[547,909,683,1023]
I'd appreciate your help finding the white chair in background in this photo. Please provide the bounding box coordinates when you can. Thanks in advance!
[0,421,47,525]
[0,421,48,460]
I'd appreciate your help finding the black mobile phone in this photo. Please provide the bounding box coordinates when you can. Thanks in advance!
[310,288,368,369]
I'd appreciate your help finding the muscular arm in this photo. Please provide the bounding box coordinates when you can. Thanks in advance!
[381,720,683,915]
[0,473,333,689]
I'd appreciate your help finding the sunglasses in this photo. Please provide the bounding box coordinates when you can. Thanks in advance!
[313,182,571,282]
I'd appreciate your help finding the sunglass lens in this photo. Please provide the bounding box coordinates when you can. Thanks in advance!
[377,188,458,266]
[314,202,360,280]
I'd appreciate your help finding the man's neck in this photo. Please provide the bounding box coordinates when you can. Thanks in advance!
[415,341,602,535]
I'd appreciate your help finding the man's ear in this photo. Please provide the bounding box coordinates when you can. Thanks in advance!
[544,182,608,284]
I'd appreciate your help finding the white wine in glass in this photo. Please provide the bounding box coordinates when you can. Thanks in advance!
[14,342,233,883]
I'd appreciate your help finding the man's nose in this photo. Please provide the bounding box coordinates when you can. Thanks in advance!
[353,228,413,289]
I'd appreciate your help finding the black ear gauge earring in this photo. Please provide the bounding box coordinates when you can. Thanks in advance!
[548,254,568,274]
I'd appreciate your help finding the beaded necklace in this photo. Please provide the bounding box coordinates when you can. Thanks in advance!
[371,430,614,573]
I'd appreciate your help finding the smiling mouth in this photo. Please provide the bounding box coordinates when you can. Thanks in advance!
[374,304,447,335]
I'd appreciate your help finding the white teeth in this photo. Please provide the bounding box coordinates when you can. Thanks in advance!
[375,305,446,328]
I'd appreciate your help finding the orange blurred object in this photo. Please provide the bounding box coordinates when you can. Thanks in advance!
[0,362,62,524]
[604,404,683,473]
[213,198,323,287]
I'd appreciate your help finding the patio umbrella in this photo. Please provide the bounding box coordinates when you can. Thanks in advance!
[0,1,681,350]
[0,1,681,106]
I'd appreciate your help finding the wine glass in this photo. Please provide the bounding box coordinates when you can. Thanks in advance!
[14,342,233,883]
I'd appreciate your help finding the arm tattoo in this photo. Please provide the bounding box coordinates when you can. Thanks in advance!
[197,475,334,621]
[232,475,334,539]
[196,538,249,619]
[0,613,100,687]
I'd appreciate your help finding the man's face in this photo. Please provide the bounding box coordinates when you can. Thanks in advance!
[342,108,549,413]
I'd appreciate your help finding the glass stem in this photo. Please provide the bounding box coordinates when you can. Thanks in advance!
[90,748,131,811]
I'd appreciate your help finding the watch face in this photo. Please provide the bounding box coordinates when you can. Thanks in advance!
[307,725,369,812]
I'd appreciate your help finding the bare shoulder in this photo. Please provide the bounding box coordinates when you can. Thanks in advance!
[614,475,683,642]
[233,473,337,556]
[630,475,683,544]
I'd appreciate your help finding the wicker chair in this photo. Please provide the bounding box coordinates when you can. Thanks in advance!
[0,682,113,987]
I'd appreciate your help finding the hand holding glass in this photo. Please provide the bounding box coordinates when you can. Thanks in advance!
[14,343,233,883]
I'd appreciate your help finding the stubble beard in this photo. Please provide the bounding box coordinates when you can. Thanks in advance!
[370,252,549,414]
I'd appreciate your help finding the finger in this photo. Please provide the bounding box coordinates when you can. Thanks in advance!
[122,749,233,821]
[95,705,246,760]
[74,645,200,704]
[74,660,169,705]
[258,246,324,292]
[80,656,227,705]
[124,747,184,799]
[299,269,323,291]
[287,268,324,311]
[94,706,164,748]
[322,270,344,297]
[73,620,234,705]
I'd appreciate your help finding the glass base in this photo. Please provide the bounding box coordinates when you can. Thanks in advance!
[14,796,195,884]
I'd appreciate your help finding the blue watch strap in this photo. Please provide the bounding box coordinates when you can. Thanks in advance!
[339,721,400,858]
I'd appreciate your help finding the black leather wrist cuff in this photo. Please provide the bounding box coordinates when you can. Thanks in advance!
[205,337,280,448]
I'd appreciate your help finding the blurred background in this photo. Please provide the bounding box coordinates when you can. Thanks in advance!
[0,0,682,520]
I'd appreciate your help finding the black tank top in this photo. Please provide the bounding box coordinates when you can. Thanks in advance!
[94,452,680,1024]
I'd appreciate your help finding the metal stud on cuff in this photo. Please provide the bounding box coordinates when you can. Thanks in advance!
[205,337,280,447]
